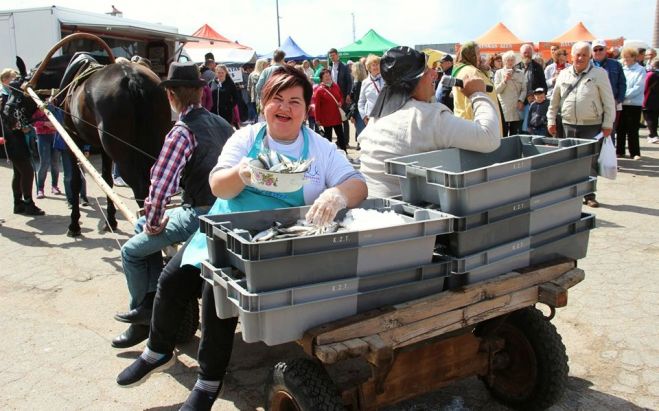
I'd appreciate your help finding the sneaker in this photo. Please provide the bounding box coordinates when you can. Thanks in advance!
[348,157,361,165]
[113,177,128,187]
[23,201,45,216]
[116,352,175,387]
[81,197,90,206]
[36,190,45,199]
[633,155,641,160]
[51,186,63,195]
[179,384,223,411]
[647,137,658,144]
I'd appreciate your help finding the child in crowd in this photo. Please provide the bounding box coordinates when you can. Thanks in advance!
[528,88,550,136]
[520,92,535,133]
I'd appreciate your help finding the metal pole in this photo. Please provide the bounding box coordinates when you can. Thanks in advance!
[276,0,281,47]
[26,87,138,226]
[351,12,356,42]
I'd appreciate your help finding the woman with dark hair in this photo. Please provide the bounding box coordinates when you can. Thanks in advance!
[209,64,243,127]
[312,68,347,151]
[116,65,368,411]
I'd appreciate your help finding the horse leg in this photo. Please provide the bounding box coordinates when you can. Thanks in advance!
[67,149,82,237]
[101,152,118,231]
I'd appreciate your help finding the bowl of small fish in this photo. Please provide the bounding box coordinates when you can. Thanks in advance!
[249,149,313,193]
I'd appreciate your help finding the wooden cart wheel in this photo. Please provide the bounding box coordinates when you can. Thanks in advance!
[265,358,345,411]
[479,307,569,410]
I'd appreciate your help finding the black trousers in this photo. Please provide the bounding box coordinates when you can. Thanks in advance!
[563,123,603,201]
[643,109,659,137]
[11,157,35,202]
[616,105,642,157]
[323,124,347,151]
[147,240,238,381]
[502,121,521,136]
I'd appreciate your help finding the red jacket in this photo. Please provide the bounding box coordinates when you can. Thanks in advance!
[312,83,343,127]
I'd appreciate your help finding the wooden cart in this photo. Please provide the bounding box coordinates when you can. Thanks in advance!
[264,259,584,411]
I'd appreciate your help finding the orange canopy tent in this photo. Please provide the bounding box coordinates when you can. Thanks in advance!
[185,24,256,64]
[472,22,526,55]
[538,22,624,61]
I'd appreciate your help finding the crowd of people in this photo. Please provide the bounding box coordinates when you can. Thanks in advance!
[2,36,658,410]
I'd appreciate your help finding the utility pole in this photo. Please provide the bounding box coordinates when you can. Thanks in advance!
[351,12,356,42]
[276,0,281,47]
[654,0,659,48]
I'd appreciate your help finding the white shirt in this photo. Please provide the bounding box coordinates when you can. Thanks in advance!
[212,123,364,204]
[358,95,501,198]
[331,62,339,84]
[358,75,384,119]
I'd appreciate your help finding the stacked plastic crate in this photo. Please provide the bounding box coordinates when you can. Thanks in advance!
[384,135,598,289]
[198,198,454,345]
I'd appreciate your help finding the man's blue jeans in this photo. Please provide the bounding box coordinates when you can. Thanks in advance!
[59,149,87,204]
[120,205,209,309]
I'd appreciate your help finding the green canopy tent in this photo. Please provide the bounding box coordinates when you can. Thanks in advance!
[338,29,398,61]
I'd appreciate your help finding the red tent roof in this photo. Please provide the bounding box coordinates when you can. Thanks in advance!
[552,22,596,43]
[188,24,252,50]
[192,24,232,42]
[476,22,524,45]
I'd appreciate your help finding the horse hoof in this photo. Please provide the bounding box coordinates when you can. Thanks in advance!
[67,229,82,238]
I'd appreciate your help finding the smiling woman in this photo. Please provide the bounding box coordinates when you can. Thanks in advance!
[115,64,368,410]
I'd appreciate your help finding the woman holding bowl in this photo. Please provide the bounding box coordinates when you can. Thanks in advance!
[115,65,367,411]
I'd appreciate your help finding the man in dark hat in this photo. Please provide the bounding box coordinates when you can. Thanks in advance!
[111,62,234,349]
[358,46,501,197]
[435,54,455,109]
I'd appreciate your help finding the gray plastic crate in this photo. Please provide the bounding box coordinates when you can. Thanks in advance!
[200,261,450,345]
[445,213,595,288]
[200,198,452,292]
[200,198,452,261]
[385,136,597,214]
[436,178,596,257]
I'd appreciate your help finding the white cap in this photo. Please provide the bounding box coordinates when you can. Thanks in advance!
[592,39,607,49]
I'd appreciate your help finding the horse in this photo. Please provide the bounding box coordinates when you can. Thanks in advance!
[4,33,171,237]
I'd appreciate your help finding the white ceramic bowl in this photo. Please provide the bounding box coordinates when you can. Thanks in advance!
[249,165,307,193]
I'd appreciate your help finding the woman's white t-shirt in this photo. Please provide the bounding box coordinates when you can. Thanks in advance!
[212,123,364,204]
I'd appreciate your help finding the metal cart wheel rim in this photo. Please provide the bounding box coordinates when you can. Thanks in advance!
[490,322,538,398]
[270,390,302,411]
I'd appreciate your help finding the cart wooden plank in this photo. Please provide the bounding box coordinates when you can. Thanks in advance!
[303,260,577,352]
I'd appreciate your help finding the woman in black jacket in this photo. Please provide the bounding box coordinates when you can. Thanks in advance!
[209,64,244,127]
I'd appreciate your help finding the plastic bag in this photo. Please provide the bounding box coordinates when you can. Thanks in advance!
[597,136,617,179]
[338,107,348,122]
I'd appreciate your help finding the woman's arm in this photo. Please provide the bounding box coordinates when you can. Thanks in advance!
[209,164,247,200]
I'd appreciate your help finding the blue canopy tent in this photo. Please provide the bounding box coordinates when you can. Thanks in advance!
[260,36,314,61]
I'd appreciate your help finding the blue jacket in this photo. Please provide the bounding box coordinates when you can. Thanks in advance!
[622,63,646,106]
[593,58,626,104]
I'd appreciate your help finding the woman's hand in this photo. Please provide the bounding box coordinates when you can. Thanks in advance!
[237,157,252,185]
[306,187,348,227]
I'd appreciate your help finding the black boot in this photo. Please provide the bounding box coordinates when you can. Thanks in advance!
[22,200,45,216]
[111,324,150,348]
[114,293,155,325]
[14,201,26,214]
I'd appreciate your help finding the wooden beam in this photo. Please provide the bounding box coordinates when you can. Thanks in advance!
[538,283,568,308]
[314,261,575,346]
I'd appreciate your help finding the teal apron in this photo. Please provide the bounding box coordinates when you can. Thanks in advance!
[181,125,310,267]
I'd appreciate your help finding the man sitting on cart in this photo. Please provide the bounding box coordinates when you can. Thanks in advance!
[115,65,368,411]
[111,62,234,349]
[358,46,502,198]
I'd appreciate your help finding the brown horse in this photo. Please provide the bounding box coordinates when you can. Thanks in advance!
[5,34,171,236]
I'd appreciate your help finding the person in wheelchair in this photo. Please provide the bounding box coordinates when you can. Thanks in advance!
[111,62,234,348]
